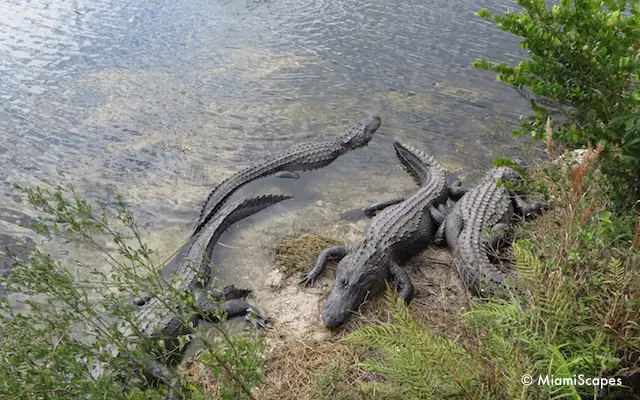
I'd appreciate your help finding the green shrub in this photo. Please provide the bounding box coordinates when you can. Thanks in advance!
[473,0,640,207]
[0,185,265,399]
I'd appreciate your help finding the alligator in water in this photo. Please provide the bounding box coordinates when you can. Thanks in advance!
[300,141,449,328]
[435,166,543,296]
[192,115,381,237]
[92,194,291,398]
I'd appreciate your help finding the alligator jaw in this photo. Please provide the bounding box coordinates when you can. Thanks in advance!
[340,115,381,149]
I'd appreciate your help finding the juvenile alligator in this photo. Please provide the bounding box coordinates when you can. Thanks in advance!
[92,194,291,398]
[193,115,381,237]
[435,167,542,296]
[300,141,448,328]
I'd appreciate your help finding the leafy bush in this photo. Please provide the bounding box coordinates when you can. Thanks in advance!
[473,0,640,207]
[0,185,265,399]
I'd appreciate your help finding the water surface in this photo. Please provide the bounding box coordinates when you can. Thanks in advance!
[0,0,532,295]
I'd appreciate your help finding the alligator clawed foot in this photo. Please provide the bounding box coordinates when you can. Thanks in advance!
[244,309,273,330]
[525,202,549,219]
[299,272,316,286]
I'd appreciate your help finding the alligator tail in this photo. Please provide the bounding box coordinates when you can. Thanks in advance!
[213,194,293,232]
[393,141,443,187]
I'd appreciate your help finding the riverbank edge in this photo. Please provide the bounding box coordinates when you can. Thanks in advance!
[242,148,640,400]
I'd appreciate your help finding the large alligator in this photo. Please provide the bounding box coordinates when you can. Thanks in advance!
[435,166,542,296]
[300,141,449,328]
[193,115,382,237]
[92,194,291,398]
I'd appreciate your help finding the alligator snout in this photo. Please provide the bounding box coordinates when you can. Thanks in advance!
[320,307,350,329]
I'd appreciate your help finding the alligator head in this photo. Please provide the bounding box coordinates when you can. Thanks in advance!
[489,166,523,189]
[339,115,382,149]
[320,245,387,328]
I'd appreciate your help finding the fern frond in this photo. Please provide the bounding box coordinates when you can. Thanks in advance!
[345,290,485,399]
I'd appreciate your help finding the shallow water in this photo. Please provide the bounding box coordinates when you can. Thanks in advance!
[0,0,533,304]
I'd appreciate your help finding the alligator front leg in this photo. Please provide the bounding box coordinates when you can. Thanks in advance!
[134,293,152,306]
[208,285,252,301]
[300,245,350,286]
[389,261,414,303]
[362,196,406,217]
[341,197,405,221]
[510,192,546,218]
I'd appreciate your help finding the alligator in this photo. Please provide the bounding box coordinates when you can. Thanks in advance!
[193,115,382,237]
[435,166,543,296]
[340,154,468,222]
[92,194,291,398]
[300,141,449,328]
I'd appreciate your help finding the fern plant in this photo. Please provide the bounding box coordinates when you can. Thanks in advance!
[344,290,490,399]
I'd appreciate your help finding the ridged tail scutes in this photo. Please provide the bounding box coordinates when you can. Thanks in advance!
[194,171,244,236]
[393,141,442,186]
[217,194,293,227]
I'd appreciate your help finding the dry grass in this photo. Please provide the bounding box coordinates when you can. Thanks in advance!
[258,339,366,400]
[521,161,640,340]
[272,234,343,278]
[181,361,224,398]
[634,216,640,249]
[570,142,604,205]
[545,116,554,162]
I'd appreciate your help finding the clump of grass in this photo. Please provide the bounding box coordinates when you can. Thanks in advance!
[259,339,365,400]
[272,234,342,278]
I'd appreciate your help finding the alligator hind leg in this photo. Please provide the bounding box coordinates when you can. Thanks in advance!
[143,359,184,400]
[434,216,447,246]
[300,245,350,286]
[389,261,414,303]
[435,212,463,247]
[362,196,406,217]
[200,299,272,330]
[487,223,510,251]
[511,192,546,219]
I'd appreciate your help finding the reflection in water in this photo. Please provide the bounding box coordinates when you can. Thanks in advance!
[0,0,531,285]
